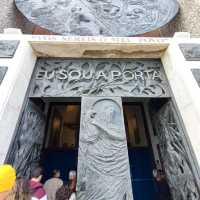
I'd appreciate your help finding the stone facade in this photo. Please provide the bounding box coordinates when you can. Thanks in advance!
[0,33,200,198]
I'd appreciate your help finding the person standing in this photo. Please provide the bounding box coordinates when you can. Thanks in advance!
[154,169,171,200]
[68,171,76,200]
[55,170,76,200]
[55,184,70,200]
[29,167,47,200]
[44,170,63,200]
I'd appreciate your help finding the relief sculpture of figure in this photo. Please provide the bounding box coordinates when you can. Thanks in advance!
[156,104,199,200]
[163,133,199,200]
[15,0,179,36]
[77,98,133,200]
[12,102,45,177]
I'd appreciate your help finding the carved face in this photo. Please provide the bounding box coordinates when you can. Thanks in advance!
[69,6,101,35]
[93,0,123,19]
[125,4,146,21]
[105,105,116,122]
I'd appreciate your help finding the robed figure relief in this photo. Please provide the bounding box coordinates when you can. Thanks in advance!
[77,97,133,200]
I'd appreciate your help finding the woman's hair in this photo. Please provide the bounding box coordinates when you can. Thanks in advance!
[31,167,43,178]
[56,184,72,200]
[14,177,30,200]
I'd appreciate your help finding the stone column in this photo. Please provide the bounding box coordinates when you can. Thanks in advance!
[77,97,133,200]
[0,30,37,163]
[161,32,200,186]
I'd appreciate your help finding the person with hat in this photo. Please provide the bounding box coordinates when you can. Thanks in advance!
[0,164,16,200]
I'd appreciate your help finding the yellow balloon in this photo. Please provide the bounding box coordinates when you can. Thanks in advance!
[0,165,16,193]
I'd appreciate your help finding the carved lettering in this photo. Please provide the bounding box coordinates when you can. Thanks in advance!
[36,70,46,80]
[143,70,151,79]
[96,71,108,80]
[31,59,169,97]
[57,69,68,80]
[111,70,122,80]
[152,71,161,80]
[45,71,55,80]
[82,70,93,80]
[123,71,134,80]
[135,71,144,80]
[69,70,81,79]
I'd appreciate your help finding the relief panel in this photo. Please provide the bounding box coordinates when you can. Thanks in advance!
[153,102,200,200]
[30,59,170,98]
[7,101,46,177]
[179,44,200,61]
[0,40,19,58]
[191,69,200,87]
[0,66,7,85]
[15,0,179,36]
[77,97,133,200]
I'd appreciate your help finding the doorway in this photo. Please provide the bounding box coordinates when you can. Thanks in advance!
[7,97,198,199]
[36,100,164,199]
[41,103,81,182]
[123,103,158,200]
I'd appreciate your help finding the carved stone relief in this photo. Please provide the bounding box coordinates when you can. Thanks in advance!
[7,101,46,177]
[179,44,200,61]
[30,59,170,98]
[0,66,7,85]
[15,0,179,36]
[77,97,133,200]
[191,69,200,87]
[153,102,199,200]
[0,40,19,58]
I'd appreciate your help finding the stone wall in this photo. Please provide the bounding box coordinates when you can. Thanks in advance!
[0,0,33,34]
[160,0,200,37]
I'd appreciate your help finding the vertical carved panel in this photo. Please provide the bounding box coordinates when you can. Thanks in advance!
[191,69,200,87]
[77,97,133,200]
[0,40,19,58]
[153,102,199,200]
[0,66,7,85]
[8,101,46,177]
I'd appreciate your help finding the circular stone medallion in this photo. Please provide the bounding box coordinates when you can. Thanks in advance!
[15,0,179,36]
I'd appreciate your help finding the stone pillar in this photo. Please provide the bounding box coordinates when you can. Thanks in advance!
[161,32,200,184]
[77,97,133,200]
[0,30,37,163]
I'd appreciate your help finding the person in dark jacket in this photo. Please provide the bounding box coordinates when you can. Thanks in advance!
[155,170,171,200]
[29,167,47,200]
